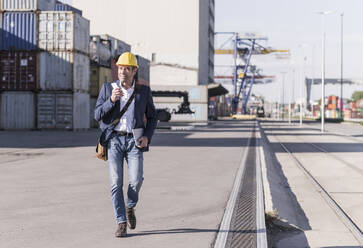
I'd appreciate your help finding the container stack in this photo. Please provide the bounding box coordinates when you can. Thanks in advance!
[0,0,91,130]
[135,55,150,86]
[89,35,113,128]
[55,0,82,15]
[0,0,57,129]
[37,9,90,130]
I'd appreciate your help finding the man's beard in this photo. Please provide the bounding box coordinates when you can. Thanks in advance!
[119,75,128,84]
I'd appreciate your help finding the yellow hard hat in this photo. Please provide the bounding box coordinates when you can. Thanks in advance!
[116,52,138,68]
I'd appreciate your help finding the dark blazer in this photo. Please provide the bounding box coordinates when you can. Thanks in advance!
[94,80,158,152]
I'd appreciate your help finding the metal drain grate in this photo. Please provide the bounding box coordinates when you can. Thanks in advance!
[226,133,257,248]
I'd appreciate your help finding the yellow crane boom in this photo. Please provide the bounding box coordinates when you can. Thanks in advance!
[214,49,289,55]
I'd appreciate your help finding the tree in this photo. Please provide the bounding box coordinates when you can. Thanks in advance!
[351,91,363,102]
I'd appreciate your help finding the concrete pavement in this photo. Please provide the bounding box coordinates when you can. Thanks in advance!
[260,120,363,247]
[1,119,362,247]
[0,121,255,248]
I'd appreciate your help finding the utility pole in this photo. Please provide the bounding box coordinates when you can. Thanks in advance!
[233,33,238,114]
[316,11,334,133]
[281,72,287,121]
[289,69,295,124]
[340,13,344,119]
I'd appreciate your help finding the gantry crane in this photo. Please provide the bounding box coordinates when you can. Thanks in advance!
[214,32,290,114]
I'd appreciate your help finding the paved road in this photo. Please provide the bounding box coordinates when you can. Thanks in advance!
[0,121,255,248]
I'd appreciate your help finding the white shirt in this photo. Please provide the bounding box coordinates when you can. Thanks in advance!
[114,82,135,133]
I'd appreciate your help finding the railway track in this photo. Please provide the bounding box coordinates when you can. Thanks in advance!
[272,133,363,244]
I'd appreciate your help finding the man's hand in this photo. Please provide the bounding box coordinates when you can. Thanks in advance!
[111,87,123,103]
[137,136,149,148]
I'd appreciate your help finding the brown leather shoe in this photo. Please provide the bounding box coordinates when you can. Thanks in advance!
[115,222,127,238]
[126,207,136,229]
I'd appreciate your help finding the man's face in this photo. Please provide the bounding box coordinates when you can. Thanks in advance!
[118,65,137,84]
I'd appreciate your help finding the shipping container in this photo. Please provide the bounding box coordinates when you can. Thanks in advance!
[0,51,37,90]
[1,12,37,50]
[55,1,82,15]
[37,91,90,129]
[0,91,35,129]
[350,102,358,110]
[136,55,150,86]
[99,34,131,59]
[89,65,112,97]
[111,58,118,81]
[90,97,98,128]
[89,35,112,67]
[327,104,337,110]
[38,11,90,54]
[73,92,90,129]
[39,51,90,91]
[37,92,72,129]
[351,110,359,119]
[0,0,55,11]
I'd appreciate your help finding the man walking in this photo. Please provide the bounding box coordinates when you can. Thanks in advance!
[94,52,158,237]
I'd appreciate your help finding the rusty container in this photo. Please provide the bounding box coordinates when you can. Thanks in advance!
[0,51,37,91]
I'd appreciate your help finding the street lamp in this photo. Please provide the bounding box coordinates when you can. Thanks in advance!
[297,43,308,126]
[289,69,295,124]
[340,13,344,119]
[280,72,287,121]
[316,10,334,133]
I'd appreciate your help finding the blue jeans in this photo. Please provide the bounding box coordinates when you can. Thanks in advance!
[107,135,144,224]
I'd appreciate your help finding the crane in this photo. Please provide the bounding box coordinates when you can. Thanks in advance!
[214,32,290,114]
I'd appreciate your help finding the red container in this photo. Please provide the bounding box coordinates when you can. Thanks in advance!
[350,102,358,110]
[351,111,359,118]
[327,104,337,110]
[0,51,37,91]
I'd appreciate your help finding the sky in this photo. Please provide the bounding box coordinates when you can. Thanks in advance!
[63,0,362,102]
[214,0,363,102]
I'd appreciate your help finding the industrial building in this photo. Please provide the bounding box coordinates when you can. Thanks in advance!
[72,0,217,122]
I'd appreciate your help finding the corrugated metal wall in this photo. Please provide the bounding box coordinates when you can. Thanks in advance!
[73,92,90,129]
[100,34,131,59]
[37,92,73,129]
[89,65,112,97]
[37,92,90,129]
[89,36,112,67]
[55,1,82,16]
[0,91,36,129]
[89,97,98,128]
[39,51,90,91]
[0,0,56,11]
[136,55,150,86]
[38,11,90,54]
[1,12,37,50]
[0,51,37,90]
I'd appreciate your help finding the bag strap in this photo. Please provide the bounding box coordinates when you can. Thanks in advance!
[111,86,137,125]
